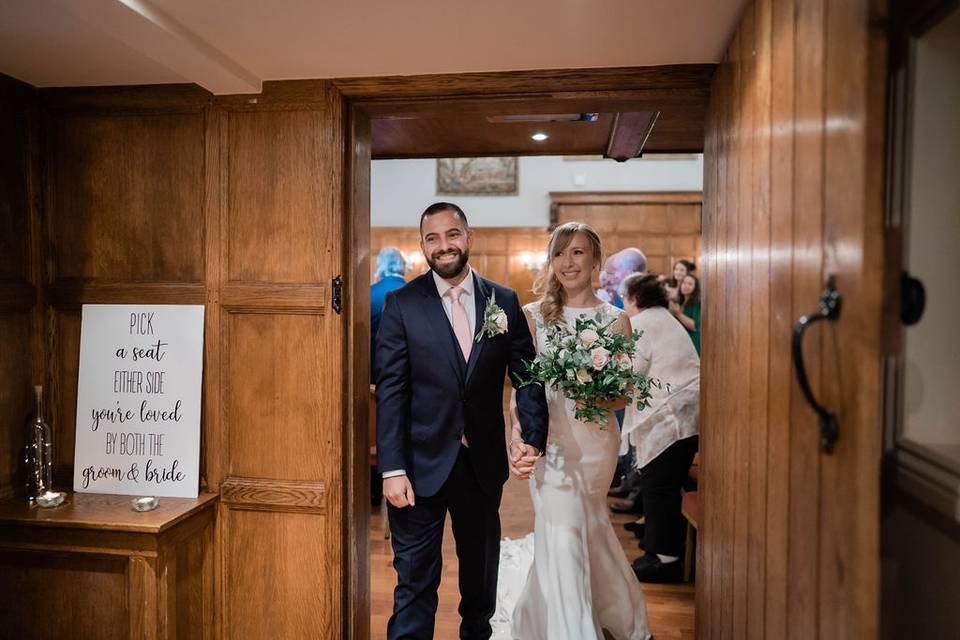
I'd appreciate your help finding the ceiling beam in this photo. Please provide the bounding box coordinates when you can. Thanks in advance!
[605,111,660,161]
[51,0,261,94]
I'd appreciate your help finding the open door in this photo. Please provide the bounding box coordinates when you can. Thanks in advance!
[698,0,885,638]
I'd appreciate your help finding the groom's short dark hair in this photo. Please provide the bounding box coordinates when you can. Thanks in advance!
[420,202,470,233]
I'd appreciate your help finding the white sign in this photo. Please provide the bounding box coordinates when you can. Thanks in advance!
[73,304,205,498]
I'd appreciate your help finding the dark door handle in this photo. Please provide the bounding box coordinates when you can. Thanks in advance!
[901,271,925,326]
[792,275,841,453]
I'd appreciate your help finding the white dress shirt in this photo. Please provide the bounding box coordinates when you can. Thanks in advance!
[621,306,700,469]
[382,267,478,479]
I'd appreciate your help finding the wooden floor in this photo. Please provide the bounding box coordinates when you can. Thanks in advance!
[370,472,696,639]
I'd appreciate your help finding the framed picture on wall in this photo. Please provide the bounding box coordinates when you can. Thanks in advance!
[436,157,518,196]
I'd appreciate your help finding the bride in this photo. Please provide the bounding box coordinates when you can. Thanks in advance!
[494,222,652,640]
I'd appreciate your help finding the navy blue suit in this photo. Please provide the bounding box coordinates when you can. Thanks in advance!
[375,270,547,639]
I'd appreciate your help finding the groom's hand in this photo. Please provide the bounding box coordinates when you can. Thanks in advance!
[509,442,540,479]
[384,475,416,508]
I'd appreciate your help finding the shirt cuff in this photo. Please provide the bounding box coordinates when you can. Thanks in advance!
[382,470,406,479]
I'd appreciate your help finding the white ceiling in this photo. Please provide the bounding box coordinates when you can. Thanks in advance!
[0,0,745,94]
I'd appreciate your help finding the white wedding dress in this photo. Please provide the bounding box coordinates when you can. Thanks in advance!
[492,302,652,640]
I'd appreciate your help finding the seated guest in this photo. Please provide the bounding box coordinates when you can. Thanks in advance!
[621,273,700,583]
[669,273,701,355]
[597,247,647,308]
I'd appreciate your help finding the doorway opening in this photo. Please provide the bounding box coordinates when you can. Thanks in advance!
[341,67,712,639]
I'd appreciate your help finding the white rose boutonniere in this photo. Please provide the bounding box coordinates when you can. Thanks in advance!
[475,290,509,342]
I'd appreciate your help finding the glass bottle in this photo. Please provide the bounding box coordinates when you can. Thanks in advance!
[24,385,53,502]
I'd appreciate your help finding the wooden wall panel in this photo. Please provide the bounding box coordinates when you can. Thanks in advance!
[217,86,345,639]
[553,192,703,279]
[224,510,338,639]
[224,313,336,480]
[698,0,885,638]
[49,310,81,469]
[371,227,550,306]
[372,193,702,308]
[35,80,348,639]
[0,314,32,496]
[0,91,31,283]
[226,109,339,284]
[0,552,128,638]
[0,75,37,503]
[46,113,205,282]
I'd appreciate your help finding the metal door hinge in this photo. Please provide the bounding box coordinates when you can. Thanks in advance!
[332,276,343,314]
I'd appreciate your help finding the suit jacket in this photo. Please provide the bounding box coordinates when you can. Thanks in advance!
[375,270,548,497]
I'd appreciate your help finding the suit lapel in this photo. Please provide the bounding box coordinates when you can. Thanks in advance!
[416,273,466,384]
[464,273,489,385]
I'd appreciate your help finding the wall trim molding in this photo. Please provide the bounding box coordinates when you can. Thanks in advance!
[220,476,326,514]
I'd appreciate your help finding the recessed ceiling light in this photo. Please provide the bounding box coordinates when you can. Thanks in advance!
[531,132,549,141]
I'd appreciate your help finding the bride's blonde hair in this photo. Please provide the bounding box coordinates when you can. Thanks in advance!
[533,222,603,326]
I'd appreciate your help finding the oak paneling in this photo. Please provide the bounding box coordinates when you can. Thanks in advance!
[372,196,701,309]
[371,227,550,306]
[0,314,32,497]
[0,74,37,503]
[45,113,205,282]
[224,510,337,639]
[220,477,326,514]
[33,79,348,640]
[553,192,703,280]
[0,552,127,638]
[50,310,81,469]
[226,109,339,284]
[0,86,31,283]
[699,0,885,638]
[224,313,337,480]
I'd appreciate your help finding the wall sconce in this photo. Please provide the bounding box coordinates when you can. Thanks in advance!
[403,251,426,274]
[519,251,547,272]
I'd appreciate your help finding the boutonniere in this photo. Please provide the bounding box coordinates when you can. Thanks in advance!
[475,290,508,342]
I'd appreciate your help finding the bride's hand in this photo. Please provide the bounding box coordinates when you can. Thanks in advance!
[509,440,539,479]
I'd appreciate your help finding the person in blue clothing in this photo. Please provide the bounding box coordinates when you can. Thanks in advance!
[371,247,408,376]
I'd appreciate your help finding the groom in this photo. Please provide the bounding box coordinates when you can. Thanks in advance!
[375,202,548,640]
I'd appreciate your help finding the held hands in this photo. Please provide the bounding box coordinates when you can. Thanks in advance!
[383,475,416,509]
[509,439,540,480]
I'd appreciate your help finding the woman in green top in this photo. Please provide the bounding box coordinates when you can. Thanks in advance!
[670,273,701,354]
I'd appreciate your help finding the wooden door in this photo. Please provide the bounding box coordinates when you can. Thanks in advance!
[698,0,885,638]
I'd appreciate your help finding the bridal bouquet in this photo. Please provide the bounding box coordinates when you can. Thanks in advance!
[515,311,661,426]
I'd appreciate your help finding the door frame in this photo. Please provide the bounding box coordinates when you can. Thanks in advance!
[338,65,715,639]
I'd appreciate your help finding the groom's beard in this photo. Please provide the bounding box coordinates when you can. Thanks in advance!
[427,248,470,279]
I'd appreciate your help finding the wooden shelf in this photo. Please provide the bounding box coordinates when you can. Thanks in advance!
[0,492,217,534]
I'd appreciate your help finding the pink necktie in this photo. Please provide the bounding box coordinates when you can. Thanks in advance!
[448,286,472,362]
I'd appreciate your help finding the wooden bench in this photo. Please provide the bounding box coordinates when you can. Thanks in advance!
[681,490,700,582]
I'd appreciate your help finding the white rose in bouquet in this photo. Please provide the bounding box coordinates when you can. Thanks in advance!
[578,328,599,347]
[590,346,611,370]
